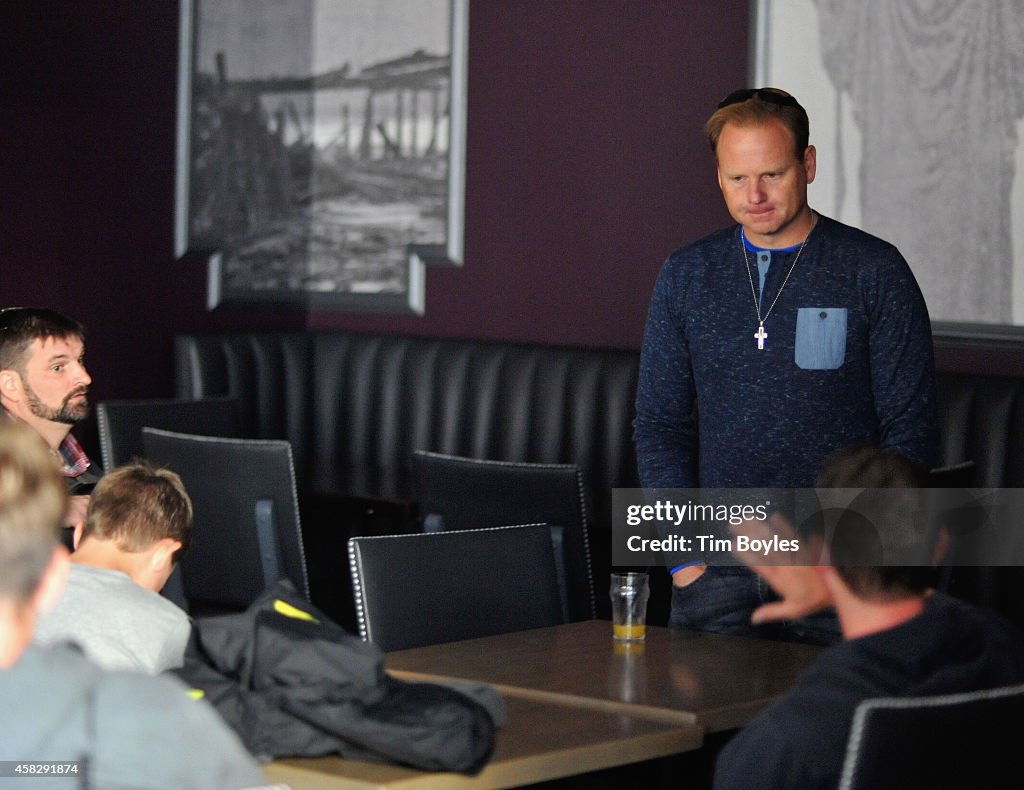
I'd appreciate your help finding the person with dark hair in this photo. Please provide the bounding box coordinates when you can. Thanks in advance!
[633,89,938,640]
[0,420,264,788]
[35,463,194,674]
[0,307,102,536]
[713,447,1024,789]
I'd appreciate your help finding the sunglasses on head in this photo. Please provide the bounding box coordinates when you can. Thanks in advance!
[717,88,801,109]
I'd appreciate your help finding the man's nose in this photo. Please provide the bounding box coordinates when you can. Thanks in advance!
[74,364,92,387]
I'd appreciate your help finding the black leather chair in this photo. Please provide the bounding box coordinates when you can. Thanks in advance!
[839,683,1024,789]
[348,524,565,651]
[142,427,309,616]
[97,397,240,471]
[96,398,242,610]
[411,450,596,622]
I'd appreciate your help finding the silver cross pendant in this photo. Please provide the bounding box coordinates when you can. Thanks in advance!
[754,323,767,350]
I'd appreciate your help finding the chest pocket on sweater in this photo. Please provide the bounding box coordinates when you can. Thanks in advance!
[795,307,847,370]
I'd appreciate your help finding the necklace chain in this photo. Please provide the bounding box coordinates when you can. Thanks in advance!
[740,214,816,349]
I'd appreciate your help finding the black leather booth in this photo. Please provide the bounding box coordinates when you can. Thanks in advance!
[933,371,1024,487]
[175,331,639,623]
[175,330,1024,625]
[174,330,639,518]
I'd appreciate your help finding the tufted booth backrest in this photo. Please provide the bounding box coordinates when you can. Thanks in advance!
[175,331,1024,502]
[934,372,1024,487]
[174,332,314,476]
[175,331,1024,630]
[175,332,641,506]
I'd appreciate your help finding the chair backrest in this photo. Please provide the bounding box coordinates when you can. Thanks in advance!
[839,683,1024,790]
[142,427,309,615]
[348,524,565,651]
[97,397,241,471]
[411,450,595,622]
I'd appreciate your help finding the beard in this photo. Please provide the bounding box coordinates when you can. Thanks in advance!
[23,380,90,425]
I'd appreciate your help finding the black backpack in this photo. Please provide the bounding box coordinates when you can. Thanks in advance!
[175,580,499,774]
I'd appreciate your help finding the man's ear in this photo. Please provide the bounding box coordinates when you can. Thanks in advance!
[819,564,846,601]
[803,144,817,184]
[72,522,84,551]
[34,545,70,614]
[0,369,23,402]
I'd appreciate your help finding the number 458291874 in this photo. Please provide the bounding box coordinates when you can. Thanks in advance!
[1,762,81,776]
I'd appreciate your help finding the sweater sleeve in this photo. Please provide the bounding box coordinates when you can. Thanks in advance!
[634,254,704,570]
[864,249,940,469]
[634,252,698,490]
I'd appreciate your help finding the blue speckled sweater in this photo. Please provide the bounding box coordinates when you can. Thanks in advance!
[634,214,939,491]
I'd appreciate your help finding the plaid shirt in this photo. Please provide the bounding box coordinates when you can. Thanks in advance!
[2,407,92,478]
[57,430,92,478]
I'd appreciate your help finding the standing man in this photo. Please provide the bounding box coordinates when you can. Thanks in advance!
[633,88,938,638]
[0,307,101,535]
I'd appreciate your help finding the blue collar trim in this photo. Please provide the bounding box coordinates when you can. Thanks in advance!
[742,234,802,254]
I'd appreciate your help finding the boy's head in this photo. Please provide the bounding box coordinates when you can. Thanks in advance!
[0,420,69,665]
[77,462,193,592]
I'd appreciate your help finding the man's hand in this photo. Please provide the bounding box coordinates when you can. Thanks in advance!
[672,563,707,588]
[730,512,832,623]
[746,564,831,624]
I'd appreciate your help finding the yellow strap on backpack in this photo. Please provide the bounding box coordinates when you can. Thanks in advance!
[273,598,319,624]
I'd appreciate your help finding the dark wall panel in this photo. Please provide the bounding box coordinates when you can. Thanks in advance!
[0,0,749,412]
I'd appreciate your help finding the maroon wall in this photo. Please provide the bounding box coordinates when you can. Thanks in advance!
[312,1,746,346]
[0,1,749,410]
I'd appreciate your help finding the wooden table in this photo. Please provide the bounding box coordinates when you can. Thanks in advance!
[386,620,824,732]
[264,621,821,788]
[263,694,702,789]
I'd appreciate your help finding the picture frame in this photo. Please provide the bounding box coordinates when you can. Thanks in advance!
[175,0,469,315]
[751,0,1024,337]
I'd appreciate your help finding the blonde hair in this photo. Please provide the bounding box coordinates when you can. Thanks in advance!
[705,88,809,160]
[83,462,193,561]
[0,421,66,601]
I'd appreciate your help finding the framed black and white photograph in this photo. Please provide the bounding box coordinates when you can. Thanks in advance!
[175,0,469,314]
[752,0,1024,335]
